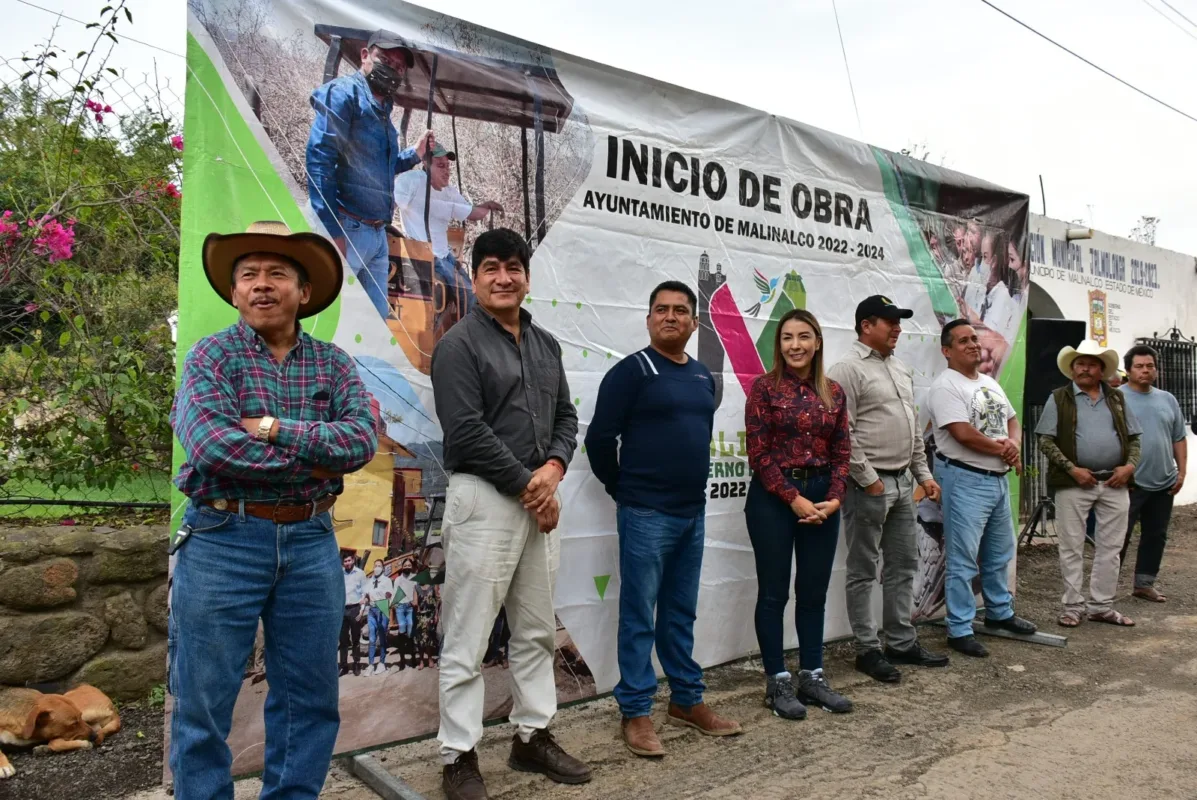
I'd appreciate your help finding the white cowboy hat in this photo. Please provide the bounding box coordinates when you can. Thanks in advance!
[202,221,343,319]
[1057,340,1119,380]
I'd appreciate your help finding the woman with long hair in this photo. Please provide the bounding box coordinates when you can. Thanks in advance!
[744,308,853,720]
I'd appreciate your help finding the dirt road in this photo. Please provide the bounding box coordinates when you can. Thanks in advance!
[112,505,1197,799]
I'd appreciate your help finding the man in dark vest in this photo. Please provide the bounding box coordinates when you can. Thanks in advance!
[1036,341,1142,629]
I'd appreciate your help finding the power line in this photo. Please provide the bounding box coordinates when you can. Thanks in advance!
[830,0,864,140]
[1140,0,1197,42]
[978,0,1197,125]
[10,0,184,58]
[1158,0,1197,29]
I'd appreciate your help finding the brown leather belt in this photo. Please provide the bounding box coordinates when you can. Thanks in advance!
[204,496,336,523]
[338,207,388,228]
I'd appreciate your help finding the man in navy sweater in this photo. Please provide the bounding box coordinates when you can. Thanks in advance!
[586,281,742,758]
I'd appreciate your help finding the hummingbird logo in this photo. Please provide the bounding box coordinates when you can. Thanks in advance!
[742,269,779,317]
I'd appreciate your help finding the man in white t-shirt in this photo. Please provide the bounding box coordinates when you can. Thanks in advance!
[928,320,1038,658]
[393,144,504,332]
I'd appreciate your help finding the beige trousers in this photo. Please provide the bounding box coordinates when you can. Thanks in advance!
[1054,484,1130,614]
[437,473,560,764]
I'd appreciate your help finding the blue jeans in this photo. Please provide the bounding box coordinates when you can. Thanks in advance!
[613,504,705,717]
[394,603,414,637]
[744,474,840,674]
[367,606,389,666]
[433,252,475,330]
[169,502,343,800]
[341,215,391,318]
[937,461,1015,638]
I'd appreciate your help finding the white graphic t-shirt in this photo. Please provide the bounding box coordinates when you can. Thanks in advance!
[928,368,1017,472]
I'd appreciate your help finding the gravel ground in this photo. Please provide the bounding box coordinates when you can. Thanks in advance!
[12,507,1197,800]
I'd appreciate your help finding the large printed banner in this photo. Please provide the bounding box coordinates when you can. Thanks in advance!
[177,0,1030,773]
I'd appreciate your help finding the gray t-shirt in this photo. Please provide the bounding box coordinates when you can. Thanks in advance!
[1119,385,1185,491]
[928,368,1016,472]
[1035,384,1142,472]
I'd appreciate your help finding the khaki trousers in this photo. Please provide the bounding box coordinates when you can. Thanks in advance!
[437,474,560,764]
[1054,484,1130,614]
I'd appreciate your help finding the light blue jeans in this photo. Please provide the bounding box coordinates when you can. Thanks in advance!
[394,602,414,637]
[936,461,1015,638]
[367,606,389,666]
[613,504,705,717]
[341,215,390,319]
[169,502,343,800]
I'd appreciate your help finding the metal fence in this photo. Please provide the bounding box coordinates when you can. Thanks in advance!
[0,53,181,517]
[1138,330,1197,422]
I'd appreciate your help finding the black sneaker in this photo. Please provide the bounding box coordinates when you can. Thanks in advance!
[797,669,853,713]
[855,649,901,683]
[885,643,950,668]
[947,635,989,658]
[443,749,489,800]
[765,673,807,720]
[983,614,1038,636]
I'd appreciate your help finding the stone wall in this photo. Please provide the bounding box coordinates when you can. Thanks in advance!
[0,526,168,701]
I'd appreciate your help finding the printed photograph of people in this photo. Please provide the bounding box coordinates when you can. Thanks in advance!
[183,0,599,774]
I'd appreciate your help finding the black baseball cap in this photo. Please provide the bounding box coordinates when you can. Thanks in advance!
[366,30,415,68]
[855,294,913,323]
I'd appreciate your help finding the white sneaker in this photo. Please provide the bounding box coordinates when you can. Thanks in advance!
[374,664,386,676]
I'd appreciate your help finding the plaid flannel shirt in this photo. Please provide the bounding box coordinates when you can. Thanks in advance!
[171,319,378,502]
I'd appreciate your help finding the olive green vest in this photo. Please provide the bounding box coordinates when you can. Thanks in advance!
[1045,383,1131,489]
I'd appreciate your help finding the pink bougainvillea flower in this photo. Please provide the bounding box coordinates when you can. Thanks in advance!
[170,134,184,151]
[23,302,37,313]
[84,99,101,112]
[102,105,113,113]
[31,217,75,262]
[164,182,182,199]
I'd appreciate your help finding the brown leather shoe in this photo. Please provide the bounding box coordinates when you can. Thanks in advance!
[621,715,665,757]
[508,729,593,784]
[443,749,489,800]
[666,702,743,736]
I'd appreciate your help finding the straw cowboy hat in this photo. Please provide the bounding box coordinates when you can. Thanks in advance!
[202,221,343,319]
[1057,340,1119,380]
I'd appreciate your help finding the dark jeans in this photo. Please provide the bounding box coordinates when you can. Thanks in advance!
[169,502,342,800]
[1121,486,1175,588]
[613,505,705,717]
[744,474,840,674]
[339,608,362,669]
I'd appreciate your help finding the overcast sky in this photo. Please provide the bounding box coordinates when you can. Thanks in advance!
[5,0,1195,254]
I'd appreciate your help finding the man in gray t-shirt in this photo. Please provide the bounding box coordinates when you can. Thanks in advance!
[1118,345,1188,600]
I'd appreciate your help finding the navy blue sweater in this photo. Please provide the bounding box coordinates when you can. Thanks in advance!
[585,348,715,517]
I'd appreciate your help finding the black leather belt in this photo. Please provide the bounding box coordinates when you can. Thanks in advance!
[935,452,1008,478]
[1090,470,1116,482]
[874,466,909,478]
[785,466,832,480]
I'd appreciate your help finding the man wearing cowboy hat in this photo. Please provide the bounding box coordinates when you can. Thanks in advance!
[393,142,504,334]
[307,29,435,319]
[1036,340,1142,629]
[169,221,378,798]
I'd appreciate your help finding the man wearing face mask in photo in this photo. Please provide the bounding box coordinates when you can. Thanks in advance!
[307,30,435,320]
[393,143,504,335]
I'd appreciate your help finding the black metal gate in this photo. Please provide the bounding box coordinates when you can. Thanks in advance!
[1136,329,1197,420]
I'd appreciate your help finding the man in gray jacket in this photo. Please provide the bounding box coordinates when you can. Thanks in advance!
[828,295,949,683]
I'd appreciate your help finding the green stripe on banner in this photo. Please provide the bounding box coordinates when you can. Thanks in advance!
[172,32,342,513]
[871,148,958,318]
[999,308,1029,515]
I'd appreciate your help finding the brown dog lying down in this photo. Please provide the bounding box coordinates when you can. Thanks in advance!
[0,684,121,779]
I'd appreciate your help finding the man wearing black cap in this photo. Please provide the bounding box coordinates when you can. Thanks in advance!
[169,221,378,798]
[306,30,435,320]
[393,142,504,333]
[828,296,949,683]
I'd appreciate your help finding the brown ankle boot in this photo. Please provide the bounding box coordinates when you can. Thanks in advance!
[442,749,489,800]
[666,702,743,736]
[508,729,592,784]
[621,715,665,757]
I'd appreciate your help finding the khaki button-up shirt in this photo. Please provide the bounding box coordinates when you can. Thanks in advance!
[827,340,932,488]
